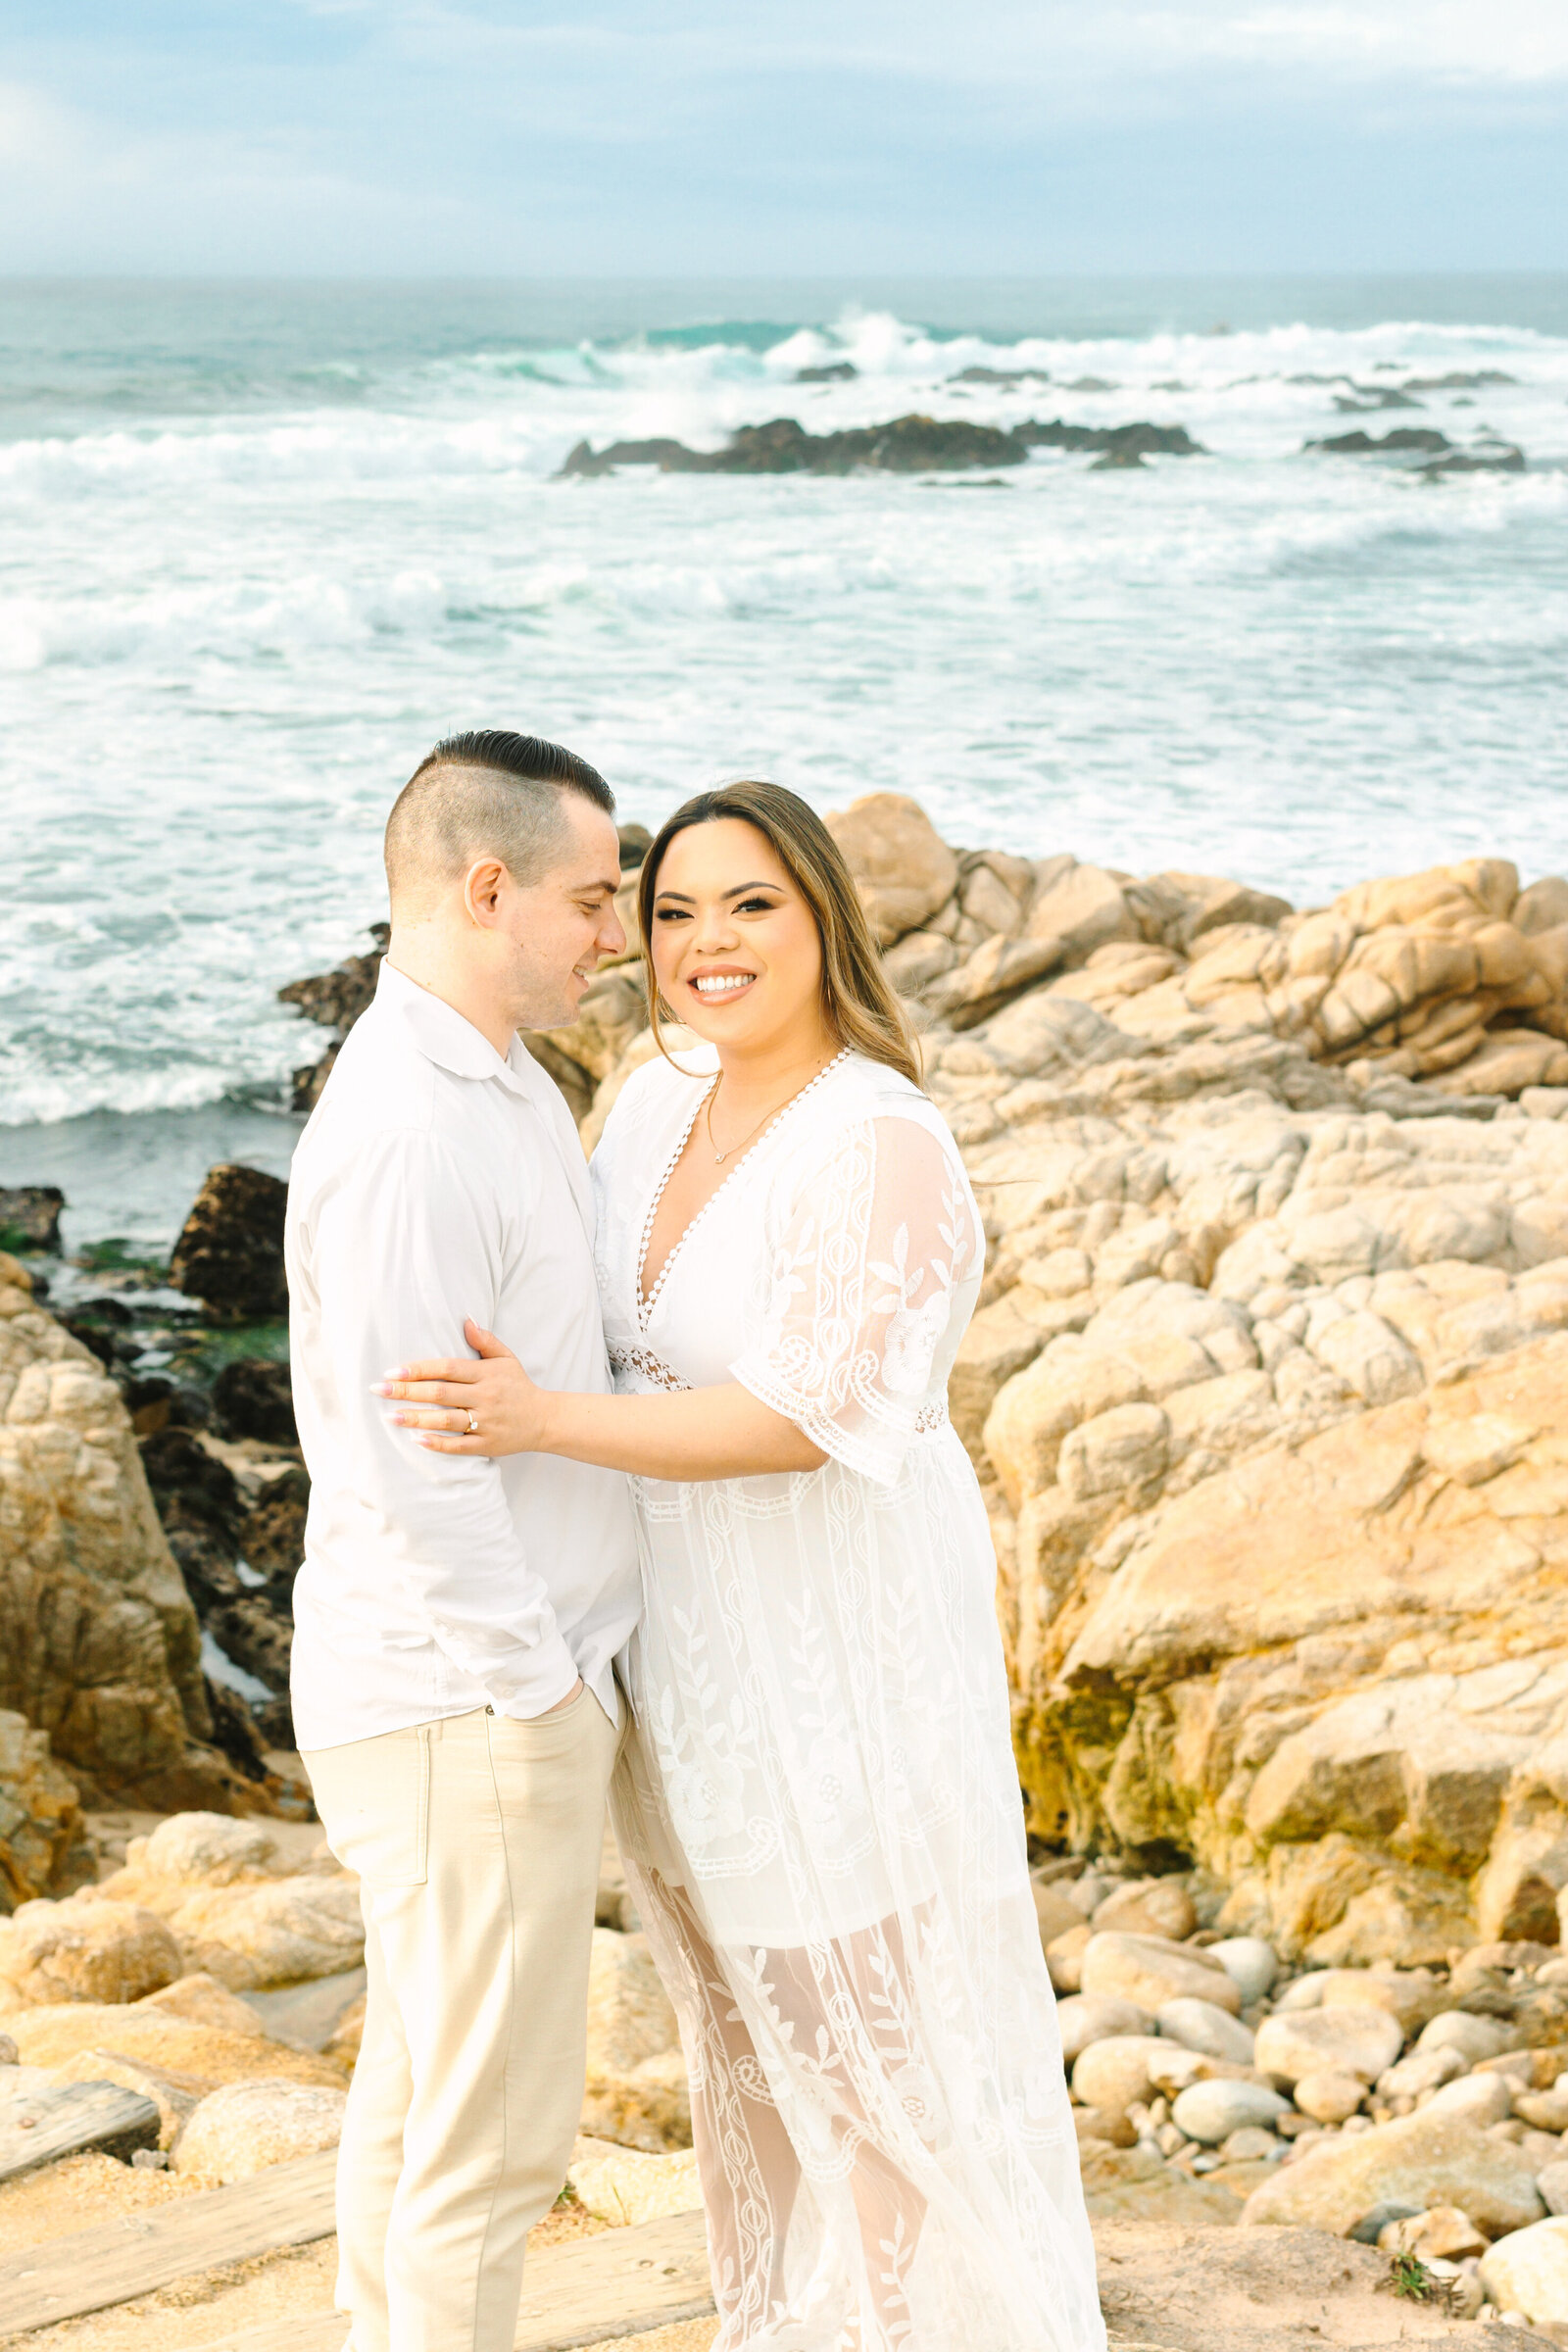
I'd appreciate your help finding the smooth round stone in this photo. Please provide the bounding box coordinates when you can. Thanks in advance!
[1295,2069,1367,2125]
[1538,2159,1568,2218]
[1056,1994,1152,2066]
[1417,2010,1514,2064]
[1220,2125,1282,2163]
[1253,2003,1404,2087]
[1272,1972,1330,2013]
[1092,1880,1198,1942]
[1171,2078,1290,2147]
[1423,2071,1513,2127]
[1156,1995,1255,2065]
[1071,2034,1169,2118]
[1208,1936,1280,2006]
[1481,2216,1568,2327]
[1080,1932,1241,2017]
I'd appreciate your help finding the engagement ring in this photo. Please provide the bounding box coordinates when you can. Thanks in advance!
[466,1412,479,1435]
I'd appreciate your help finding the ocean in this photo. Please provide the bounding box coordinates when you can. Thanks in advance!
[2,274,1566,1249]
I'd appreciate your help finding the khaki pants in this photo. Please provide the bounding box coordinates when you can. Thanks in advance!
[304,1693,619,2352]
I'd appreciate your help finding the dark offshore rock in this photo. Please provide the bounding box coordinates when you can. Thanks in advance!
[1091,447,1147,471]
[213,1358,297,1446]
[949,366,1052,385]
[1401,368,1516,392]
[1305,428,1453,457]
[0,1187,64,1251]
[795,362,857,381]
[1421,444,1527,477]
[1333,387,1423,412]
[1013,419,1204,458]
[278,921,387,1110]
[617,822,652,869]
[560,414,1029,477]
[169,1165,288,1321]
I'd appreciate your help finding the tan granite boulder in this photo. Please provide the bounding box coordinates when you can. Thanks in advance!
[172,2078,347,2180]
[99,1812,365,1989]
[824,793,957,946]
[580,1928,690,2152]
[0,1256,239,1809]
[0,1706,95,1907]
[1243,2106,1544,2236]
[0,1891,180,2006]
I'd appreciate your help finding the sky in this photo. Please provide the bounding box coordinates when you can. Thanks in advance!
[1,1,1566,277]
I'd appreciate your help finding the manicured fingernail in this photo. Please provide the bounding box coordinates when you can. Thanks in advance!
[383,1366,409,1380]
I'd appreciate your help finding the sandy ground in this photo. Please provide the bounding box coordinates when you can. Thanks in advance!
[0,2153,220,2260]
[10,2200,1561,2352]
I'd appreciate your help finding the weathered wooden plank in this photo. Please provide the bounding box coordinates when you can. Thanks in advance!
[0,2143,338,2336]
[0,2081,160,2185]
[203,2209,714,2352]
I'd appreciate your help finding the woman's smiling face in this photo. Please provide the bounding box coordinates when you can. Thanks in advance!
[649,816,827,1055]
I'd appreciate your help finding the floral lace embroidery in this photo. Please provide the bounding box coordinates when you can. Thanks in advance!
[609,1340,693,1394]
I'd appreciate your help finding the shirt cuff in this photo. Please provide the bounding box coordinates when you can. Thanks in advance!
[485,1633,583,1723]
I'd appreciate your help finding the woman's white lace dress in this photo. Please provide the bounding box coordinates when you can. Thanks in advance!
[592,1046,1102,2352]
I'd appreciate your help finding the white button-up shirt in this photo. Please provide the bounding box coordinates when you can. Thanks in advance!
[285,958,640,1751]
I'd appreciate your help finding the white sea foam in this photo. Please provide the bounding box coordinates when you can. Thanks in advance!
[2,289,1566,1133]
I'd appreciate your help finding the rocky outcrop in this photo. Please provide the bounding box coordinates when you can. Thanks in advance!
[0,1187,64,1250]
[169,1165,288,1321]
[0,1254,255,1813]
[277,921,387,1112]
[0,1709,95,1909]
[96,1813,364,1991]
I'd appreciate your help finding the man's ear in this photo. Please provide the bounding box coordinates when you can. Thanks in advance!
[463,858,510,927]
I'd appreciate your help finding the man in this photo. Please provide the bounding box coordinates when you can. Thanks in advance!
[286,729,640,2352]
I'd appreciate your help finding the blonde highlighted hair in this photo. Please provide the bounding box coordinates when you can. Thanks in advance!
[636,781,923,1090]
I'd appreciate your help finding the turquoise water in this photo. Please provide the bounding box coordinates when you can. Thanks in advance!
[1,274,1566,1235]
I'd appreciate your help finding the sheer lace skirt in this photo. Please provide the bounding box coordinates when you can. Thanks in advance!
[612,1721,1104,2352]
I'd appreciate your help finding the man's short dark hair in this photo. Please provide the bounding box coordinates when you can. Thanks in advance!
[385,729,615,908]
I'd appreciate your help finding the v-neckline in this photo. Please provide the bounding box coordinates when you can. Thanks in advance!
[634,1052,848,1330]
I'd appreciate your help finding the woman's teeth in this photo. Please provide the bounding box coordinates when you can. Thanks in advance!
[692,973,754,997]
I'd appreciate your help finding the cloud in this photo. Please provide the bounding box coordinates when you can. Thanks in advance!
[0,1,1564,273]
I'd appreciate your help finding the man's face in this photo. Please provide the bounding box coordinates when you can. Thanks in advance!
[494,797,626,1033]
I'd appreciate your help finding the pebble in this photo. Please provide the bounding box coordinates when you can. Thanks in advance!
[1072,2034,1171,2117]
[1417,2011,1514,2065]
[1294,2070,1367,2125]
[1055,1994,1152,2065]
[1480,2215,1568,2326]
[1080,1932,1242,2018]
[1155,1995,1255,2065]
[1170,2078,1290,2146]
[1538,2159,1568,2217]
[1253,2004,1403,2087]
[1206,1937,1279,2005]
[1424,2073,1515,2128]
[1271,1973,1329,2013]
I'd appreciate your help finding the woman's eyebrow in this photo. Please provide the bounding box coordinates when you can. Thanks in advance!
[724,881,782,897]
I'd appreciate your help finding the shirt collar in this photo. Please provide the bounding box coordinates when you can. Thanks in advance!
[375,956,539,1100]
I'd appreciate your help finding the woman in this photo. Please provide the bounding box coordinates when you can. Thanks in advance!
[382,782,1103,2352]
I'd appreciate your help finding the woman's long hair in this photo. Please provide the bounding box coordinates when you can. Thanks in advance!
[636,781,923,1090]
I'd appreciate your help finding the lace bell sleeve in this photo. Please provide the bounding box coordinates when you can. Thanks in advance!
[730,1111,981,1487]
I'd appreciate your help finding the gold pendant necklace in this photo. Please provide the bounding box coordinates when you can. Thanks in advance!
[705,1052,840,1165]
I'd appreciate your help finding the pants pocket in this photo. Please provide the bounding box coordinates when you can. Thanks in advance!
[305,1724,430,1886]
